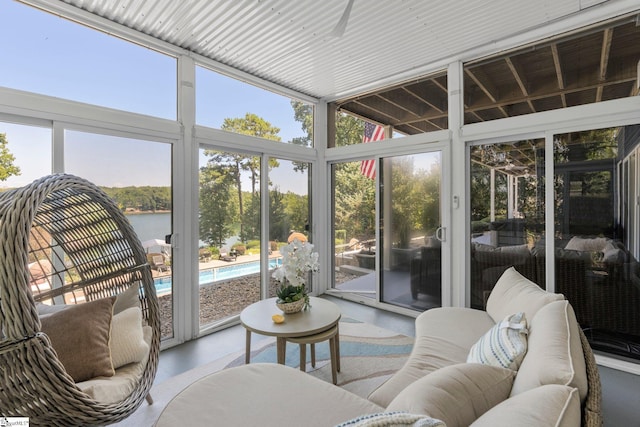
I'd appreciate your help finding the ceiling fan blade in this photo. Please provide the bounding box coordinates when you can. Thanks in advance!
[330,0,355,37]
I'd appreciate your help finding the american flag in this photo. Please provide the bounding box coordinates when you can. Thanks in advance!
[360,122,385,179]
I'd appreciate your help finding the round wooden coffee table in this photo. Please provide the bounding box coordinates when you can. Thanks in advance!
[240,297,341,370]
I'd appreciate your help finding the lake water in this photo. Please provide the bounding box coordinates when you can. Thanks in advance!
[125,211,239,249]
[125,212,171,243]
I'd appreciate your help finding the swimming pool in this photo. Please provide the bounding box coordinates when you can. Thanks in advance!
[154,258,282,295]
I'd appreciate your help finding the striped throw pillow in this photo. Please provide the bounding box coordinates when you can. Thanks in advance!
[467,312,528,370]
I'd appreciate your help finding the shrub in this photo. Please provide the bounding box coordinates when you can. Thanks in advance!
[246,240,260,250]
[232,244,246,255]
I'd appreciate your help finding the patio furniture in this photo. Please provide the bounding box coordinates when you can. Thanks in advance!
[219,248,237,262]
[152,254,170,272]
[410,246,442,301]
[0,174,160,426]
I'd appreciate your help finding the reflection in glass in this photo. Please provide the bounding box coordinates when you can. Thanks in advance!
[469,139,545,310]
[380,152,442,310]
[554,128,640,361]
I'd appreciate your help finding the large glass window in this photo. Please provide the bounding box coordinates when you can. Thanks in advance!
[1,2,176,119]
[470,127,640,362]
[469,139,545,310]
[196,66,313,146]
[198,148,261,329]
[64,131,173,339]
[0,121,51,190]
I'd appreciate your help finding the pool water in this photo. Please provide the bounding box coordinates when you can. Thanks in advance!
[154,258,282,295]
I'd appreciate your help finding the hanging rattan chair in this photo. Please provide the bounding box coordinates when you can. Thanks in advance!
[0,174,161,426]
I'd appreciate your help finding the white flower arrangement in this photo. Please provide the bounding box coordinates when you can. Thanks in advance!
[272,238,319,309]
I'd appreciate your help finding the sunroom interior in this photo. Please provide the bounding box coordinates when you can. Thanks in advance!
[2,0,640,389]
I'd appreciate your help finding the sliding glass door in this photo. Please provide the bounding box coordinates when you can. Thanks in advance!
[198,148,262,330]
[331,150,444,311]
[65,130,174,339]
[380,152,443,310]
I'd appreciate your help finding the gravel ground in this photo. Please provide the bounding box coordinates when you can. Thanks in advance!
[158,270,358,338]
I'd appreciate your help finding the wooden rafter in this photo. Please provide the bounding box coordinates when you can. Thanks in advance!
[505,57,535,113]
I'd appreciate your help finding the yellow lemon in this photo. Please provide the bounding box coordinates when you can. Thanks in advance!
[272,314,285,324]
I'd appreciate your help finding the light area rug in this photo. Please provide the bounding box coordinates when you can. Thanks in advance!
[115,318,413,426]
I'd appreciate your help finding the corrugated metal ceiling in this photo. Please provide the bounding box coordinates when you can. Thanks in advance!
[34,0,623,100]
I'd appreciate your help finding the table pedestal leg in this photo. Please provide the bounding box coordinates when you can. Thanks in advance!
[299,344,306,372]
[276,337,287,364]
[245,329,252,364]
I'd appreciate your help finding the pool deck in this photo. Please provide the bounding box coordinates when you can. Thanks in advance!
[152,251,281,278]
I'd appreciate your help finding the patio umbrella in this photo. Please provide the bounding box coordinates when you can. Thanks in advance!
[287,232,308,243]
[141,238,171,254]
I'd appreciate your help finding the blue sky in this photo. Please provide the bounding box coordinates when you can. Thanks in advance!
[0,0,308,191]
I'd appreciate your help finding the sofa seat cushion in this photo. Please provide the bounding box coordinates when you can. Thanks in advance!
[470,384,581,427]
[156,364,383,427]
[511,300,588,402]
[368,308,494,407]
[387,363,516,427]
[486,267,564,324]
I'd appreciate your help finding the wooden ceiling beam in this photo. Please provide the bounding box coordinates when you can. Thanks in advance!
[402,87,444,114]
[505,57,536,113]
[599,28,614,82]
[596,28,614,102]
[465,68,498,103]
[375,94,422,119]
[551,44,566,91]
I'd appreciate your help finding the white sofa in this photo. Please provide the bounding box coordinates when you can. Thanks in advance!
[156,267,602,427]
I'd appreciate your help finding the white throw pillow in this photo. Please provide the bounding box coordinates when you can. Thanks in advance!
[467,312,528,370]
[110,307,149,369]
[113,283,142,314]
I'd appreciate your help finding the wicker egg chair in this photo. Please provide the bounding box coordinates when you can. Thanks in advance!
[0,174,161,426]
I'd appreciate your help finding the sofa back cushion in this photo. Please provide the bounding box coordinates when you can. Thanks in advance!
[486,267,564,324]
[510,300,588,402]
[387,363,516,427]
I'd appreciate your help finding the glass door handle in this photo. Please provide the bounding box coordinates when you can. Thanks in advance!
[435,226,446,242]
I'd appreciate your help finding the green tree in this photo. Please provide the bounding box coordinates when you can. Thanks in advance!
[0,133,21,181]
[269,188,289,242]
[202,113,280,243]
[283,192,308,236]
[199,164,237,246]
